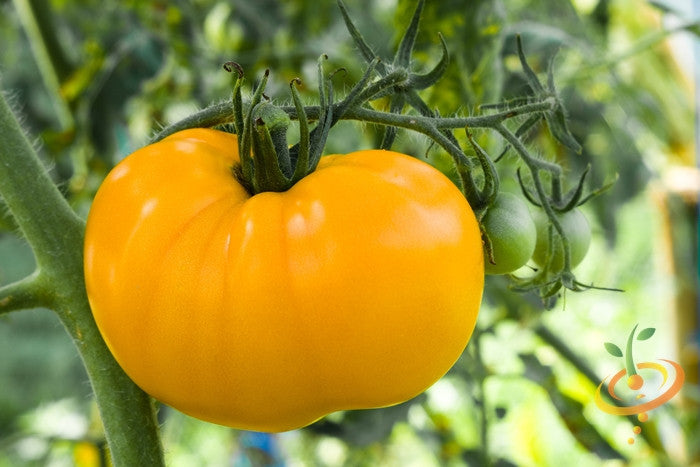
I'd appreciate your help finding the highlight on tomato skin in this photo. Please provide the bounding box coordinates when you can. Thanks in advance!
[83,128,485,432]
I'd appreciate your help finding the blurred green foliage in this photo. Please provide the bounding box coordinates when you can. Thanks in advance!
[0,0,697,465]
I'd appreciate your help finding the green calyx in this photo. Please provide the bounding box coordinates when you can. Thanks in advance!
[250,102,293,193]
[225,58,334,195]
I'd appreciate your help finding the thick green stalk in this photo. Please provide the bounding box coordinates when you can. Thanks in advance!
[0,92,165,466]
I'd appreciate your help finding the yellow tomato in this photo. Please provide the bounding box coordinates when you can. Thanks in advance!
[84,128,484,432]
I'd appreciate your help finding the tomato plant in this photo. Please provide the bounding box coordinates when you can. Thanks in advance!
[532,208,591,271]
[83,128,485,432]
[481,192,537,275]
[7,0,676,462]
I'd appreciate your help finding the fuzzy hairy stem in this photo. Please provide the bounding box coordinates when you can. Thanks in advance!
[151,95,557,144]
[0,92,165,467]
[0,272,47,315]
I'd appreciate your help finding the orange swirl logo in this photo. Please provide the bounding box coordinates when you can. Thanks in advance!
[595,325,685,445]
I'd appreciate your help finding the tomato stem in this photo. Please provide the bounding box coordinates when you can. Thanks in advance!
[240,69,270,187]
[224,61,245,137]
[465,129,500,209]
[551,175,563,204]
[229,57,342,194]
[290,78,311,182]
[308,54,335,171]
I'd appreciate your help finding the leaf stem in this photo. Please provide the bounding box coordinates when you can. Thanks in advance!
[152,101,233,142]
[0,272,47,315]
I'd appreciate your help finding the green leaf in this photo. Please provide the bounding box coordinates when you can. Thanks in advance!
[637,327,656,341]
[604,342,623,357]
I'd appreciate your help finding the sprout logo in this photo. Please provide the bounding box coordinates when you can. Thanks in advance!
[595,324,685,445]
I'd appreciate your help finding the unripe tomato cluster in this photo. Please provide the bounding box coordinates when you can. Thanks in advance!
[481,192,592,275]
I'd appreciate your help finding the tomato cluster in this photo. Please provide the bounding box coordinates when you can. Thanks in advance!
[480,193,591,276]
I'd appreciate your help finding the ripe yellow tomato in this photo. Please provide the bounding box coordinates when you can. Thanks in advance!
[84,128,484,432]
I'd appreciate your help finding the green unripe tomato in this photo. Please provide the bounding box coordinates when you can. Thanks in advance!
[532,208,591,271]
[481,192,537,275]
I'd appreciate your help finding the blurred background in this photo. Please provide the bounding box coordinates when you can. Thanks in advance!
[0,0,698,465]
